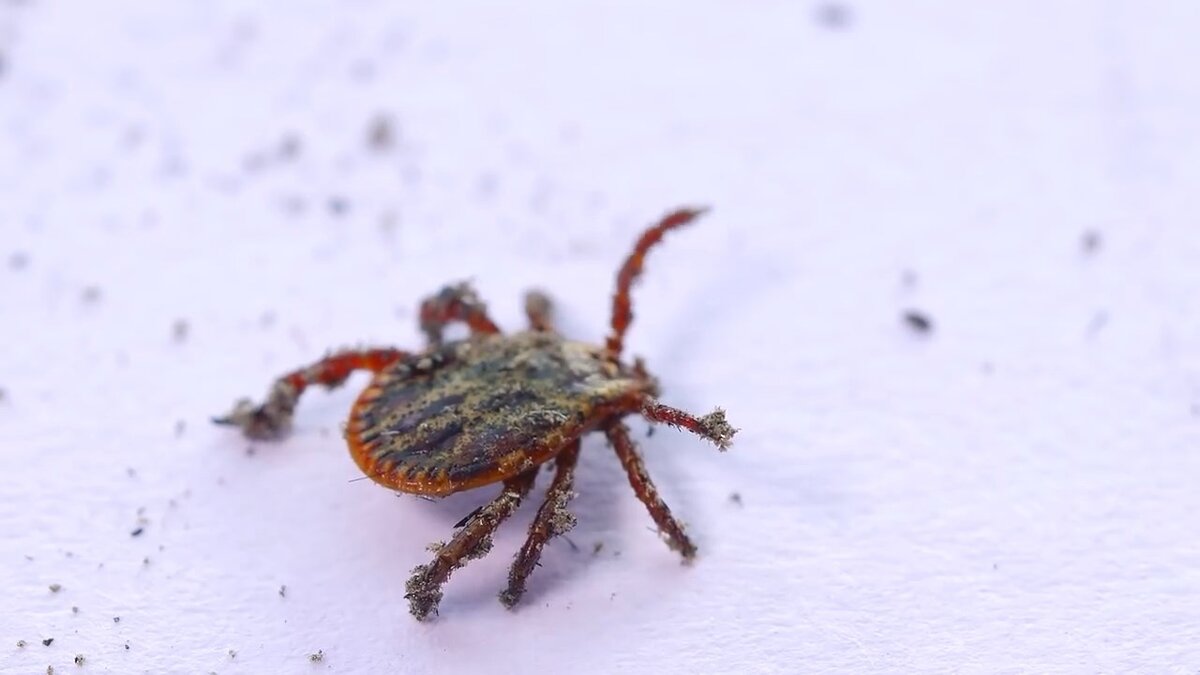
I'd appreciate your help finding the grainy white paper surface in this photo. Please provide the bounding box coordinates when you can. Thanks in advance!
[3,2,1200,673]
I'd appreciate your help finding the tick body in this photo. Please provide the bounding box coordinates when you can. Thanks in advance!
[216,207,736,620]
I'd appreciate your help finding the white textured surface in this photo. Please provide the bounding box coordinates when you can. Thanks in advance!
[3,2,1200,673]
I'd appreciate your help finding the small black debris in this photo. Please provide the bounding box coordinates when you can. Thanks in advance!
[729,492,743,507]
[902,310,933,334]
[42,638,54,646]
[131,527,144,537]
[48,584,62,593]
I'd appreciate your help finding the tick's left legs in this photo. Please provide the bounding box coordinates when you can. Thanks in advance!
[500,439,580,608]
[405,469,538,621]
[605,421,697,559]
[523,289,555,333]
[418,282,501,348]
[214,348,408,440]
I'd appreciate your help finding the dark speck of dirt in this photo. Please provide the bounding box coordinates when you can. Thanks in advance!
[49,584,62,593]
[131,527,144,537]
[1081,229,1102,254]
[902,310,933,334]
[729,492,743,507]
[8,251,29,270]
[328,197,349,216]
[74,654,85,666]
[279,584,287,598]
[42,638,54,646]
[592,541,604,555]
[171,319,189,343]
[815,2,852,29]
[309,649,325,663]
[278,133,302,161]
[113,616,120,623]
[368,114,396,151]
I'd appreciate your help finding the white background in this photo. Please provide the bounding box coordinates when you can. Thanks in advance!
[3,2,1200,673]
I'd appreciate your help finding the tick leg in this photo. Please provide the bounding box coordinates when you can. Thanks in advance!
[418,281,501,348]
[405,470,538,621]
[605,421,696,559]
[639,400,737,451]
[500,440,580,609]
[214,348,407,440]
[606,207,708,358]
[523,289,555,333]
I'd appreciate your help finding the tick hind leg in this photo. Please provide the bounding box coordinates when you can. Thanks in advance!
[605,421,698,559]
[214,348,407,440]
[419,281,501,348]
[405,469,539,621]
[500,440,580,609]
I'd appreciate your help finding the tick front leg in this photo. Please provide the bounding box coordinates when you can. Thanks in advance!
[606,420,697,560]
[214,348,407,440]
[405,470,538,621]
[418,281,501,348]
[500,440,580,609]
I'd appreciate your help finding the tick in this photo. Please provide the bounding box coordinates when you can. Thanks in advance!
[215,207,737,620]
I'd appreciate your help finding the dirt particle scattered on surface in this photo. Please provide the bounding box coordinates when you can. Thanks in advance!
[71,606,79,614]
[131,527,144,537]
[367,113,395,151]
[902,310,933,334]
[48,584,62,593]
[328,196,349,216]
[228,649,237,659]
[309,649,325,663]
[815,2,852,29]
[1081,229,1102,254]
[74,654,85,666]
[729,492,743,506]
[278,133,302,161]
[42,638,54,646]
[592,541,604,555]
[278,584,287,598]
[113,616,120,623]
[17,640,27,648]
[142,556,150,566]
[171,319,189,343]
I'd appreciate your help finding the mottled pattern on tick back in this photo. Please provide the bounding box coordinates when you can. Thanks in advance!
[346,331,648,496]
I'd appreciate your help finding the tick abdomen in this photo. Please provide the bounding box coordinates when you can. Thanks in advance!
[346,332,644,496]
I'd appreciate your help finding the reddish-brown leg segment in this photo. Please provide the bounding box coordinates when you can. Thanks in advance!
[500,440,580,608]
[214,348,407,440]
[605,420,697,559]
[523,290,555,333]
[605,207,708,358]
[405,469,539,621]
[419,282,501,347]
[640,400,737,451]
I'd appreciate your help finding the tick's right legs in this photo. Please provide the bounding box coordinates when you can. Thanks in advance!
[500,439,580,608]
[405,470,538,621]
[214,347,407,440]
